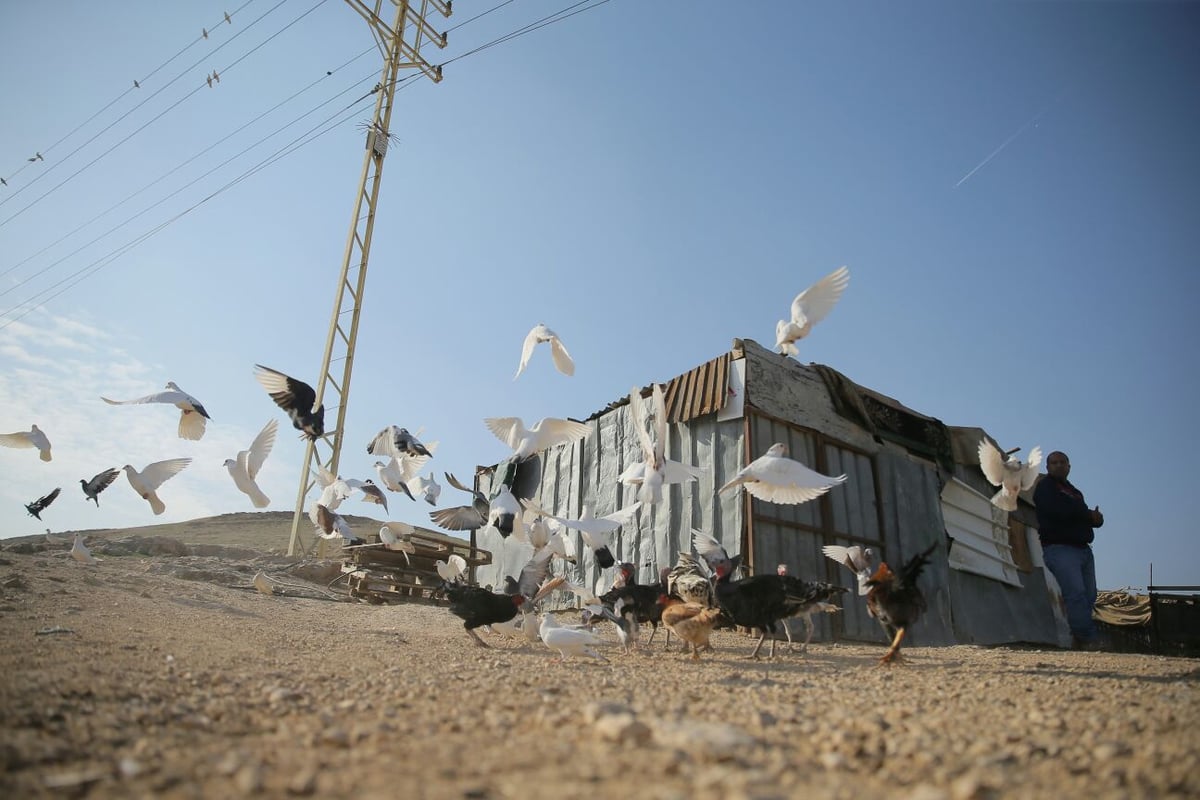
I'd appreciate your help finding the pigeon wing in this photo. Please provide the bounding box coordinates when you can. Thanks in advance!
[791,265,850,327]
[977,438,1007,488]
[526,418,591,452]
[1019,446,1044,490]
[244,419,278,480]
[253,365,316,414]
[0,431,38,449]
[483,417,524,450]
[514,325,541,380]
[86,468,121,495]
[138,458,192,491]
[628,388,656,462]
[549,335,575,377]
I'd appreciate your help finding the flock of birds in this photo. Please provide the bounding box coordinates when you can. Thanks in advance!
[2,265,1046,663]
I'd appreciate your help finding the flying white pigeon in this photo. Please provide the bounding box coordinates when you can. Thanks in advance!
[101,382,212,440]
[122,458,191,515]
[484,416,591,461]
[224,419,277,508]
[718,442,846,504]
[379,521,416,552]
[619,383,703,504]
[977,439,1043,512]
[71,533,98,565]
[514,323,575,380]
[309,502,357,543]
[314,465,352,511]
[776,265,851,357]
[346,478,389,512]
[408,473,441,506]
[0,424,52,461]
[373,459,416,501]
[821,544,878,596]
[521,499,642,569]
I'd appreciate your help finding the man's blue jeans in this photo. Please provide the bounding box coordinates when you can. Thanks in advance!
[1042,543,1098,642]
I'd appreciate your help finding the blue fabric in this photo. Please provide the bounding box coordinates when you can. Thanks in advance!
[1043,543,1098,641]
[1034,475,1100,547]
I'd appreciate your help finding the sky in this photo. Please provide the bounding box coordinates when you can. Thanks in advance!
[0,1,1196,592]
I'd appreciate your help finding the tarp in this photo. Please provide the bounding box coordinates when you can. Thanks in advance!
[1094,590,1151,627]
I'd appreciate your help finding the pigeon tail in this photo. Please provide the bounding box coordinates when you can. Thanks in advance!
[990,488,1018,512]
[148,493,166,515]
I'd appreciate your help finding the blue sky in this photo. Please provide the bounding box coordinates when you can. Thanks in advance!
[0,1,1196,591]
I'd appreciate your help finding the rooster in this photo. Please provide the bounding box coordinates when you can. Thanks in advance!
[865,543,937,664]
[659,596,724,659]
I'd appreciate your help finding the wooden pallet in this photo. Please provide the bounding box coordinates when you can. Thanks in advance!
[342,526,491,605]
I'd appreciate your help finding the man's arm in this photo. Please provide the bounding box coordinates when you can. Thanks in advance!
[1033,479,1095,527]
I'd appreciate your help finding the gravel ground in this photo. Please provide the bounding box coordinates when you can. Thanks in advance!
[1,537,1197,800]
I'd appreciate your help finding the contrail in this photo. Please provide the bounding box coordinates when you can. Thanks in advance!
[955,97,1060,188]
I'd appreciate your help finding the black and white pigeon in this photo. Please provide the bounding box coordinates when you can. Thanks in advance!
[253,365,325,440]
[430,472,489,532]
[25,487,61,520]
[101,381,212,441]
[80,468,121,506]
[366,425,432,458]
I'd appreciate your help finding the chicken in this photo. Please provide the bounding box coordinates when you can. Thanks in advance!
[666,551,717,608]
[977,438,1043,512]
[446,586,529,648]
[659,596,724,659]
[776,563,846,654]
[866,543,938,665]
[601,562,671,646]
[715,573,848,660]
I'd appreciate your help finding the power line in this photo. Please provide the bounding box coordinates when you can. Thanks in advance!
[0,0,303,220]
[0,0,619,325]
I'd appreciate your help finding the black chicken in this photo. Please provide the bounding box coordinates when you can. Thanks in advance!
[25,487,61,520]
[715,573,847,660]
[446,584,528,647]
[866,542,937,664]
[601,562,671,645]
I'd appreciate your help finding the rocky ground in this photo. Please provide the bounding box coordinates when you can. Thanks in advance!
[0,520,1197,799]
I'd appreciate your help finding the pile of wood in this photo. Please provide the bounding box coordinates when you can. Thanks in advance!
[342,527,491,604]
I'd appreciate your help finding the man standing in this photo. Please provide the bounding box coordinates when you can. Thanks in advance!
[1033,451,1105,650]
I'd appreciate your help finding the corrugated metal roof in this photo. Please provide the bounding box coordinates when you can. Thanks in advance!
[586,349,737,424]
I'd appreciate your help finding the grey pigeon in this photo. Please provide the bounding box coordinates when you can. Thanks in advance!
[80,468,121,506]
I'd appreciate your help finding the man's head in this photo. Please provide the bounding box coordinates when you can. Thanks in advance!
[1047,451,1070,481]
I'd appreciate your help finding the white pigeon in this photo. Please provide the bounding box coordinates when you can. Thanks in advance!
[223,419,277,508]
[408,473,441,506]
[436,553,468,584]
[514,323,575,380]
[776,265,851,357]
[373,457,418,501]
[0,424,52,461]
[619,383,703,504]
[122,458,191,515]
[102,381,212,440]
[309,502,355,542]
[378,521,416,564]
[521,499,642,569]
[718,442,846,504]
[538,613,608,662]
[978,439,1043,512]
[484,416,591,460]
[820,544,878,596]
[346,478,389,513]
[70,533,98,565]
[314,465,352,511]
[485,484,524,539]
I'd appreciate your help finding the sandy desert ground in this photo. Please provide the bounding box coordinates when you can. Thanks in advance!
[1,513,1197,799]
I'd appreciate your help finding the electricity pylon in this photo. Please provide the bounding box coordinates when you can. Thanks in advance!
[287,0,451,556]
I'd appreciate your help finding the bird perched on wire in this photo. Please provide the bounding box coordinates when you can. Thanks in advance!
[866,543,938,665]
[484,415,591,461]
[0,424,53,461]
[620,383,703,504]
[719,442,846,505]
[430,472,489,532]
[28,152,44,162]
[367,425,432,458]
[977,438,1043,512]
[122,459,191,515]
[775,265,850,357]
[25,488,61,520]
[101,381,212,440]
[821,544,879,596]
[80,468,121,507]
[253,364,324,440]
[223,419,277,508]
[514,322,575,380]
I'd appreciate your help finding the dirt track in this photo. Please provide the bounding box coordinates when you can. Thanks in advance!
[1,532,1197,799]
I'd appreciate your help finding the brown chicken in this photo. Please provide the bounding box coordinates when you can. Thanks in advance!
[659,596,725,659]
[866,542,937,665]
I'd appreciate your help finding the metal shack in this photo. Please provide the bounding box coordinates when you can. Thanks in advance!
[475,337,1068,649]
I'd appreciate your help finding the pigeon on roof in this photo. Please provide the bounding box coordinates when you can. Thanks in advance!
[775,265,850,358]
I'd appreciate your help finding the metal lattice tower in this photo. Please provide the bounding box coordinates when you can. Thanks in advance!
[287,0,451,556]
